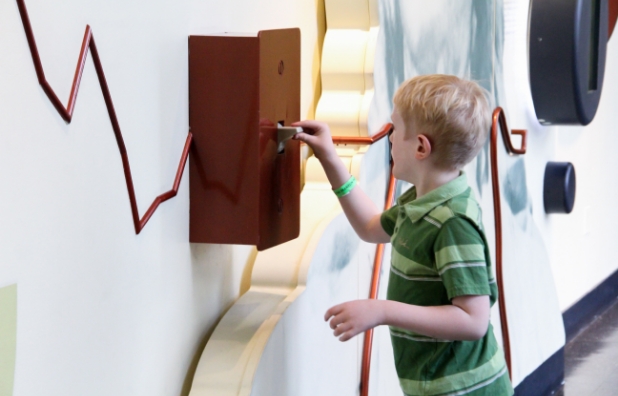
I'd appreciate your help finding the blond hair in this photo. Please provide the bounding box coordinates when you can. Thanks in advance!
[393,74,491,170]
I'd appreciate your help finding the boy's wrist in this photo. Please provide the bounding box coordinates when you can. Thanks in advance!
[379,299,392,327]
[362,299,389,328]
[317,149,342,169]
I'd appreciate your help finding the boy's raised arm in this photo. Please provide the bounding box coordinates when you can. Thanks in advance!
[292,120,390,244]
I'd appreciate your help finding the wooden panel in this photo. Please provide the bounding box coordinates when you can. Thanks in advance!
[257,29,301,251]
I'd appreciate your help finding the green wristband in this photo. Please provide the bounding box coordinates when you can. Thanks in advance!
[333,176,357,198]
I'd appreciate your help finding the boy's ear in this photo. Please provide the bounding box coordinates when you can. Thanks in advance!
[415,134,432,160]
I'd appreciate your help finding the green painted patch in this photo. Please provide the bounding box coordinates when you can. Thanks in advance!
[0,284,17,396]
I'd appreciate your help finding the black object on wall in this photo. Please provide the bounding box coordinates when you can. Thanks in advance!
[529,0,609,125]
[544,162,576,214]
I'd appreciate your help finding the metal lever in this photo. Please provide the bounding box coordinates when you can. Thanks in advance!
[277,124,303,153]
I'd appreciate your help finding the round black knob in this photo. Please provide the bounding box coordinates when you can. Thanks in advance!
[543,162,576,214]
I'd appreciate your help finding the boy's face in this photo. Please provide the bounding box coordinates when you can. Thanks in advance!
[390,106,421,184]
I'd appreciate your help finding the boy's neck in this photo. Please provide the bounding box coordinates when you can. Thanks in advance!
[414,168,461,199]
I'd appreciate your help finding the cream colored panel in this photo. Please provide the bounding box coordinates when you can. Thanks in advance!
[317,0,380,138]
[189,290,288,396]
[368,0,379,27]
[315,91,362,136]
[359,90,374,133]
[304,155,355,184]
[350,146,368,179]
[363,27,379,91]
[321,30,369,91]
[189,199,341,396]
[304,157,330,184]
[324,0,370,29]
[358,27,378,133]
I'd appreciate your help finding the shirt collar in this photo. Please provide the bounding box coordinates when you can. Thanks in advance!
[398,172,469,223]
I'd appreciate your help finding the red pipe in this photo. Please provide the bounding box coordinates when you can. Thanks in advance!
[331,125,391,145]
[16,0,192,234]
[360,167,396,396]
[331,123,394,396]
[490,107,527,379]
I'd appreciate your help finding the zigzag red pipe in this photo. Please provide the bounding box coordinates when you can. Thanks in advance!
[16,0,193,234]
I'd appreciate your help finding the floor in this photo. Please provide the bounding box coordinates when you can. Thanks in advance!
[551,299,618,395]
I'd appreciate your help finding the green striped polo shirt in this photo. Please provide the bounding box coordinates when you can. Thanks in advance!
[380,173,513,396]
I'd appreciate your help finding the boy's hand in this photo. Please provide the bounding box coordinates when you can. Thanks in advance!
[324,299,385,342]
[291,120,337,162]
[292,120,389,244]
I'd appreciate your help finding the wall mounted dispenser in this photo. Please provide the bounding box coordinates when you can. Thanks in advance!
[188,29,301,251]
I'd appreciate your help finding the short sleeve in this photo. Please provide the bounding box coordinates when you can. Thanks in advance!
[433,217,490,300]
[380,205,399,236]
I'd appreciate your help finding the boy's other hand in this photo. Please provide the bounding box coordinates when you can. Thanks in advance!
[324,299,385,342]
[291,120,337,162]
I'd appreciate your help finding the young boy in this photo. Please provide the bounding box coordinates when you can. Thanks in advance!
[292,75,513,395]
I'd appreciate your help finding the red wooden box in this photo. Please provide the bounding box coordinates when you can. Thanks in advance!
[188,29,301,250]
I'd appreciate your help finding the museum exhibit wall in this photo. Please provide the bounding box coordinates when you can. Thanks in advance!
[0,1,320,395]
[1,0,618,395]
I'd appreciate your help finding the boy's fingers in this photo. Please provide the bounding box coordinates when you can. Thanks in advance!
[329,312,348,329]
[292,133,315,144]
[324,305,342,321]
[339,331,354,342]
[292,120,325,130]
[333,322,352,337]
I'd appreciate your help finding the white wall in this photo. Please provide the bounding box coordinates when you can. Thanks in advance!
[550,34,618,311]
[500,0,618,313]
[0,1,319,395]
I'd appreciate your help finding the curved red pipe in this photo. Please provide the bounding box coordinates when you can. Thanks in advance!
[360,167,396,396]
[331,124,391,145]
[490,107,527,379]
[330,123,394,396]
[16,0,192,234]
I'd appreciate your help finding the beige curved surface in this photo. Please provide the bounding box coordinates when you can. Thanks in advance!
[316,0,378,137]
[188,153,364,396]
[188,1,385,395]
